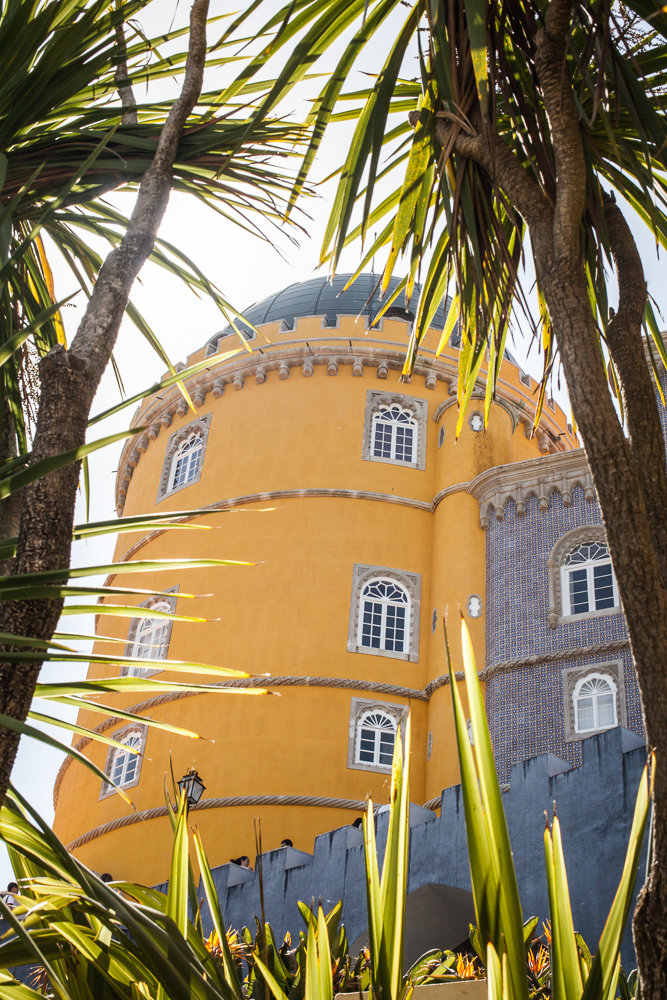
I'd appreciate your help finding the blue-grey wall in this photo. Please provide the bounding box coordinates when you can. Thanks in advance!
[201,727,648,969]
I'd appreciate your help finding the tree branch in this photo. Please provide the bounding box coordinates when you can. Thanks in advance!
[602,193,667,583]
[114,25,139,126]
[534,0,587,259]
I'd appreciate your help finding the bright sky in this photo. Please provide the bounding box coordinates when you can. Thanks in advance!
[4,0,667,887]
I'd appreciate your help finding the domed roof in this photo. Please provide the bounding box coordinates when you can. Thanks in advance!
[207,272,455,353]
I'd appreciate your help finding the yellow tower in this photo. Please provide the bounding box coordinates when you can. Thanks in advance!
[52,274,576,886]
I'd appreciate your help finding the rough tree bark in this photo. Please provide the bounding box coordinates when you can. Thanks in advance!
[0,400,21,577]
[419,0,667,992]
[0,0,210,809]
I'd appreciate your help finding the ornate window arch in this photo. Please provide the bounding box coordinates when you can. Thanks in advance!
[123,588,178,677]
[561,661,627,742]
[547,525,620,628]
[156,414,212,504]
[348,564,421,662]
[573,673,617,734]
[347,697,408,773]
[362,391,428,470]
[100,722,148,799]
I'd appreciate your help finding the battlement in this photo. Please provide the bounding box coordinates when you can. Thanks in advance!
[192,728,647,967]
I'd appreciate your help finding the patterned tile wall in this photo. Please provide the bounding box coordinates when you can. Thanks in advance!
[485,486,645,782]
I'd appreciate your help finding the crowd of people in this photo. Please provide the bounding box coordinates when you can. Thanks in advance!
[230,821,364,870]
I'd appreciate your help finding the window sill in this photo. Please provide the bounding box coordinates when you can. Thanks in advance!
[554,606,622,627]
[363,455,423,471]
[564,721,618,743]
[347,641,418,664]
[348,759,393,774]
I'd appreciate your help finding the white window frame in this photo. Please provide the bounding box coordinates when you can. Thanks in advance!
[573,672,618,734]
[347,697,408,773]
[362,391,428,471]
[371,405,418,465]
[561,660,627,742]
[156,414,212,504]
[123,588,178,677]
[348,564,421,663]
[560,543,619,618]
[170,431,204,492]
[356,578,411,654]
[355,710,397,769]
[547,525,621,628]
[100,723,148,799]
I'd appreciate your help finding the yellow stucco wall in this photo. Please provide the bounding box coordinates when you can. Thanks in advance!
[52,313,575,886]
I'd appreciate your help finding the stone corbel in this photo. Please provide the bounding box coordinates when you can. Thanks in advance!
[128,450,140,468]
[255,367,266,384]
[584,472,596,502]
[147,425,160,442]
[493,492,504,521]
[352,359,363,377]
[212,379,225,398]
[279,362,290,379]
[327,359,338,376]
[137,435,149,452]
[536,430,550,454]
[303,360,314,377]
[425,371,437,390]
[515,484,526,518]
[175,399,188,417]
[377,362,389,379]
[233,374,244,390]
[194,386,207,406]
[160,410,173,428]
[538,483,549,513]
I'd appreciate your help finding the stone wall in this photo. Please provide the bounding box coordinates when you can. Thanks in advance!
[201,727,648,969]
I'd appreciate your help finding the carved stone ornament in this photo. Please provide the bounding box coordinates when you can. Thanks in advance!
[362,390,429,471]
[99,721,149,800]
[155,413,212,505]
[347,696,409,773]
[561,659,627,742]
[468,448,596,530]
[347,563,421,664]
[546,523,618,628]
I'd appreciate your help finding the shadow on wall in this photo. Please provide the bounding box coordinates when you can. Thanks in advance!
[350,883,476,970]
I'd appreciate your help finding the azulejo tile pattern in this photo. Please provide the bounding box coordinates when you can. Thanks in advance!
[485,484,644,782]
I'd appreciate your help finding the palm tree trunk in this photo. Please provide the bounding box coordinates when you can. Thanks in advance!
[0,0,210,808]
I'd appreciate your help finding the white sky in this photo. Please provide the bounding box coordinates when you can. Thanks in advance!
[4,0,666,886]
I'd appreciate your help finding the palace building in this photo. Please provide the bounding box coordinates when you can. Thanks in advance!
[52,273,645,888]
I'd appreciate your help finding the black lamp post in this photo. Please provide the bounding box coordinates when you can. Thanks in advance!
[177,768,206,810]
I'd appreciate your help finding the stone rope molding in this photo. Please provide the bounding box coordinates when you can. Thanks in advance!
[55,639,631,814]
[66,794,376,853]
[114,330,571,513]
[479,639,631,680]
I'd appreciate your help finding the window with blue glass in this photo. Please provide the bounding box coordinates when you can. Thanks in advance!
[562,542,618,617]
[358,578,410,653]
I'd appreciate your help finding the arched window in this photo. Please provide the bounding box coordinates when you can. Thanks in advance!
[573,673,618,733]
[372,405,417,464]
[358,578,410,653]
[171,430,204,491]
[562,542,618,617]
[128,601,172,677]
[356,711,396,767]
[109,732,143,788]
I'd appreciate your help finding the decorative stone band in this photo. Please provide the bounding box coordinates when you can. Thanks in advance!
[468,448,597,529]
[115,332,571,513]
[65,793,377,854]
[422,796,442,811]
[53,673,461,809]
[108,485,471,574]
[479,638,631,681]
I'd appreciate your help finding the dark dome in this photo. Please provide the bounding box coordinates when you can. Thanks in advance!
[207,273,457,355]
